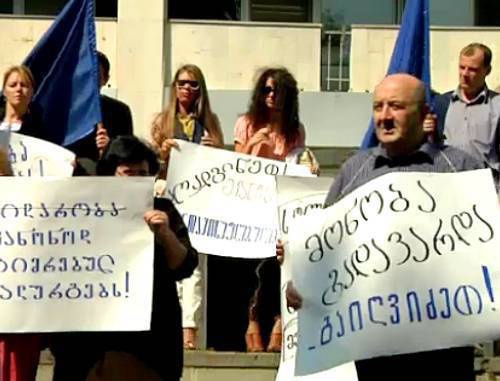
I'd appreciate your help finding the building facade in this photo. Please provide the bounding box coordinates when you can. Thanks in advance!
[1,0,500,146]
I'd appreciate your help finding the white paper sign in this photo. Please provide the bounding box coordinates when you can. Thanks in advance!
[290,169,500,375]
[0,177,154,332]
[166,140,312,258]
[276,176,358,381]
[9,133,75,177]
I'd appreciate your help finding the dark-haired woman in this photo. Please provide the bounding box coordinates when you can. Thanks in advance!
[234,67,305,160]
[234,68,310,352]
[50,136,198,381]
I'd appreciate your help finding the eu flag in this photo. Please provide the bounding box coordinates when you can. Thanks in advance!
[24,0,102,146]
[360,0,431,149]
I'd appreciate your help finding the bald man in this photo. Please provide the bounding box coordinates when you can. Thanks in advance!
[287,74,484,380]
[325,73,484,204]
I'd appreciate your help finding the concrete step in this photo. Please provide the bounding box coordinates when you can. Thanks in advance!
[36,349,280,381]
[37,348,500,381]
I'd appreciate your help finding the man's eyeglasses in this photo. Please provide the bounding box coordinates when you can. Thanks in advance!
[262,86,277,95]
[176,80,200,90]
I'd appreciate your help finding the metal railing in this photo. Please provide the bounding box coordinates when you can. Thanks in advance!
[323,26,351,92]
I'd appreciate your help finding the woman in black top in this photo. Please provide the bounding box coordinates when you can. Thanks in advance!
[0,65,47,381]
[0,65,46,139]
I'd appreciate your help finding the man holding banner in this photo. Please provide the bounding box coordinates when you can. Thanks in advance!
[286,73,484,380]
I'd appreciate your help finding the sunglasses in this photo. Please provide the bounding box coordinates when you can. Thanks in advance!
[176,80,200,90]
[262,86,277,95]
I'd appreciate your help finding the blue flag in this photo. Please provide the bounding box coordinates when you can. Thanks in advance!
[360,0,431,149]
[24,0,101,146]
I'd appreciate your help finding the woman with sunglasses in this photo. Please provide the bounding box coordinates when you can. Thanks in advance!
[234,67,305,160]
[151,64,224,179]
[151,64,223,351]
[233,67,307,353]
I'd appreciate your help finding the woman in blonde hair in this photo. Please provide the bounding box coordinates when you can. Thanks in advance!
[0,65,46,139]
[151,64,223,350]
[151,64,224,178]
[0,65,46,381]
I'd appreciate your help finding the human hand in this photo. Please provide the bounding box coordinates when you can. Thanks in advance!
[144,210,170,242]
[160,139,179,161]
[248,127,271,148]
[297,148,320,176]
[309,163,320,175]
[154,179,167,198]
[96,123,110,157]
[276,240,284,265]
[423,113,437,136]
[286,281,303,310]
[201,135,216,147]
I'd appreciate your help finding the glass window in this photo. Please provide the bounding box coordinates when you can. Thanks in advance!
[320,0,396,92]
[169,0,238,20]
[250,0,312,22]
[24,0,116,17]
[322,0,396,29]
[475,0,500,26]
[25,0,68,15]
[95,0,117,18]
[0,1,13,14]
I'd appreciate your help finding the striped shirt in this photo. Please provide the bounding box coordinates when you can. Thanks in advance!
[444,87,500,173]
[325,143,485,206]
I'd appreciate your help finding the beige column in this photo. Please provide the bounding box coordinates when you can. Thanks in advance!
[116,0,168,139]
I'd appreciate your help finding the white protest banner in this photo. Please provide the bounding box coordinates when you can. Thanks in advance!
[9,132,75,177]
[0,177,154,332]
[290,169,500,375]
[276,176,358,381]
[166,140,312,258]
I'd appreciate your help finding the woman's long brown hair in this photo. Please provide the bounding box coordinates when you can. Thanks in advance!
[246,67,300,146]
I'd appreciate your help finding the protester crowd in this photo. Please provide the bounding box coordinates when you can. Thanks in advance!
[0,41,498,380]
